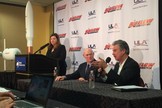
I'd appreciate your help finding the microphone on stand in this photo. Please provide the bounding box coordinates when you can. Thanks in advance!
[39,43,49,50]
[34,43,49,54]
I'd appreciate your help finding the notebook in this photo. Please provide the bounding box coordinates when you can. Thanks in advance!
[14,75,54,108]
[112,85,148,92]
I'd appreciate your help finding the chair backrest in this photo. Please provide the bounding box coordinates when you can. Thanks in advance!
[139,77,145,87]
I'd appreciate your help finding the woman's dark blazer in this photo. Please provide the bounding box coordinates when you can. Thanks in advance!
[46,45,67,76]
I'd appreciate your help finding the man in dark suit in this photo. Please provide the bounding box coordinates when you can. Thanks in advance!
[55,48,101,81]
[92,40,141,86]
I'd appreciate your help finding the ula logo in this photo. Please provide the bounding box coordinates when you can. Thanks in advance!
[108,23,119,30]
[88,10,96,16]
[134,0,146,5]
[134,40,148,46]
[58,18,64,23]
[72,0,78,5]
[71,30,79,35]
[72,61,79,66]
[88,44,96,49]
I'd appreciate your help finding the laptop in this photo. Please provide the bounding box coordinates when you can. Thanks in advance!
[14,75,54,108]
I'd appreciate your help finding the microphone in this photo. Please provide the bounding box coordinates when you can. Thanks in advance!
[106,57,111,63]
[34,43,49,54]
[39,43,49,50]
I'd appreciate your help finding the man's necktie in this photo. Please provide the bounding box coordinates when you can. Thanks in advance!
[86,64,89,73]
[85,64,90,80]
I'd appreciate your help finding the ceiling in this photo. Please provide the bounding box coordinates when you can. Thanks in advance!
[0,0,62,7]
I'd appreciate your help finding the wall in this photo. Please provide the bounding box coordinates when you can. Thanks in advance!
[0,3,53,71]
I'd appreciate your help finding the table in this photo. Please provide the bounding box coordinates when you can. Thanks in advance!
[0,71,16,89]
[17,79,162,108]
[9,88,79,108]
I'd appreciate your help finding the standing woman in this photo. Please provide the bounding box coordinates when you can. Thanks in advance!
[46,33,67,76]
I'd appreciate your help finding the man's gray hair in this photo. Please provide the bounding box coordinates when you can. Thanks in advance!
[112,40,130,55]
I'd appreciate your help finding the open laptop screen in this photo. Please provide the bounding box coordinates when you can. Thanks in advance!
[25,75,54,105]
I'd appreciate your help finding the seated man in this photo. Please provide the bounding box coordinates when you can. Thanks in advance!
[92,40,141,86]
[55,48,103,82]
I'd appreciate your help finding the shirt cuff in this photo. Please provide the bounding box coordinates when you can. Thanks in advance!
[104,65,111,74]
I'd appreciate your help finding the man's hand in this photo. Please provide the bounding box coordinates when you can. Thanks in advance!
[55,76,66,81]
[0,97,15,108]
[92,57,108,69]
[0,92,15,100]
[78,77,87,82]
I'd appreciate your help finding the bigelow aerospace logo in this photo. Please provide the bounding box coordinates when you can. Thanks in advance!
[139,62,155,69]
[84,27,100,35]
[128,18,153,28]
[69,47,82,51]
[16,61,25,68]
[104,43,113,50]
[56,4,66,11]
[59,33,66,38]
[104,4,123,14]
[69,15,82,22]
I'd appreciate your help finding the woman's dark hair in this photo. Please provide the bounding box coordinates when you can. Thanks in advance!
[48,33,61,50]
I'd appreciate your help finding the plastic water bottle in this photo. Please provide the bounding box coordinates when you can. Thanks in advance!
[89,70,95,89]
[53,67,58,77]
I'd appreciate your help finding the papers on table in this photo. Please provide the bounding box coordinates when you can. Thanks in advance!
[0,87,10,92]
[112,85,148,92]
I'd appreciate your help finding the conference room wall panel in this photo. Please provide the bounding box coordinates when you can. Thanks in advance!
[0,3,53,71]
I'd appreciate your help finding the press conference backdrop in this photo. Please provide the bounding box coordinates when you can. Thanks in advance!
[54,0,159,89]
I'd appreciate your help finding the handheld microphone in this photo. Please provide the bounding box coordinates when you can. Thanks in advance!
[106,57,111,63]
[40,43,49,50]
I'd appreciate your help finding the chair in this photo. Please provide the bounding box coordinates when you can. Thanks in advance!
[139,77,145,87]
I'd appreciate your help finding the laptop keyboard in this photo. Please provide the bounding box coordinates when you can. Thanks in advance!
[14,100,43,108]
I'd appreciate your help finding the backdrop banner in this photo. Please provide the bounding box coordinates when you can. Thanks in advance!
[54,0,160,89]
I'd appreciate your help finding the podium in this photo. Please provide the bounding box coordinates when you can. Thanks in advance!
[15,54,58,76]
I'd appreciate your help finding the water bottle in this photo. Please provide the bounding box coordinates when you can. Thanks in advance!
[53,67,58,77]
[89,70,95,89]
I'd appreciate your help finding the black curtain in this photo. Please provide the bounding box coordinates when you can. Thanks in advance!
[159,0,161,89]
